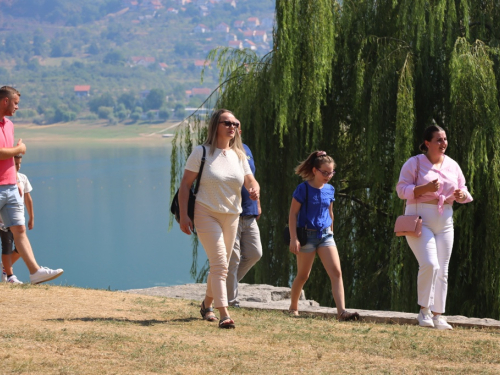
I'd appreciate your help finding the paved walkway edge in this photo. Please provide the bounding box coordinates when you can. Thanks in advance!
[124,283,500,330]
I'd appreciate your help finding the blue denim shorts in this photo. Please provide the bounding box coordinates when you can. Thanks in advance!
[300,229,336,253]
[0,185,25,227]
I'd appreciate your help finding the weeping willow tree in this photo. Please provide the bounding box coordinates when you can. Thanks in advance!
[170,0,500,319]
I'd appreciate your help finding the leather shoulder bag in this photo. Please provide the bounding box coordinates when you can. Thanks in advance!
[170,146,206,225]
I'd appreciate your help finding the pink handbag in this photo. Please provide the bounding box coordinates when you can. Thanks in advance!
[394,156,422,238]
[394,214,422,237]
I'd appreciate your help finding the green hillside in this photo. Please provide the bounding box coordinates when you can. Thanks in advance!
[0,0,274,124]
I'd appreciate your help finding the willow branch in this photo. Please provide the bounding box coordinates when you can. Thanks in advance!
[336,192,388,217]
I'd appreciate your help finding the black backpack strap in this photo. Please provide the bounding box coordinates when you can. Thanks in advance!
[193,146,206,195]
[304,182,308,229]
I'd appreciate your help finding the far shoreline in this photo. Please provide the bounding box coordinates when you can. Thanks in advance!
[14,120,181,146]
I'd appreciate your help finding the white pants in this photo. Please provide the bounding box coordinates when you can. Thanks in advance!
[405,203,454,314]
[194,203,240,308]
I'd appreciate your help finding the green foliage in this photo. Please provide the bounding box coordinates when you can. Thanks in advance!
[118,92,137,111]
[173,104,186,119]
[172,0,500,319]
[98,106,113,119]
[159,108,171,121]
[103,50,125,65]
[144,89,166,111]
[89,93,115,113]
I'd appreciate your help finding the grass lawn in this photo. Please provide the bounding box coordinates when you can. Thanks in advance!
[0,284,499,374]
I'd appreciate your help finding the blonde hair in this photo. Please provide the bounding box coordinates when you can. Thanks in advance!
[203,109,246,159]
[295,150,335,180]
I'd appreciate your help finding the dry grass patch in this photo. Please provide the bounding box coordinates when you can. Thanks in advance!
[0,284,499,374]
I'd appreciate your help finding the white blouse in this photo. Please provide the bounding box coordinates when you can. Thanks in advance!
[185,145,252,214]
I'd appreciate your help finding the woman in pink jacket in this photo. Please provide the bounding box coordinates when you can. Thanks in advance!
[396,125,472,330]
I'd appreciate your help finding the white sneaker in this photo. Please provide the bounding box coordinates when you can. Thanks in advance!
[417,308,434,327]
[1,263,7,282]
[30,267,64,284]
[432,315,453,330]
[7,275,23,284]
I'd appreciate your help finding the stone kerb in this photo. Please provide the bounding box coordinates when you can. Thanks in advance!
[124,283,500,329]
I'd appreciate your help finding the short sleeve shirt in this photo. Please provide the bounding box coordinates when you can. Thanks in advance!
[293,181,335,231]
[240,144,258,216]
[185,145,252,214]
[0,118,16,185]
[17,172,33,198]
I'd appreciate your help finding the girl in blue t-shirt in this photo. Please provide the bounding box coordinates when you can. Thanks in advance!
[288,151,359,321]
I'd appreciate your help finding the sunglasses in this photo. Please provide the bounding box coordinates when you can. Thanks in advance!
[219,120,240,128]
[317,169,336,178]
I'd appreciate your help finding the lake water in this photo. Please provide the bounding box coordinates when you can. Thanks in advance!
[10,143,207,290]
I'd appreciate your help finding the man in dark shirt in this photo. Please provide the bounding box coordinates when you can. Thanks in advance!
[226,142,262,306]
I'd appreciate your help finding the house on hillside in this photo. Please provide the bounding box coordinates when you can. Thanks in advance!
[141,0,163,10]
[228,40,243,50]
[159,62,168,71]
[190,88,212,97]
[193,24,209,33]
[243,30,255,38]
[215,22,230,33]
[225,33,237,42]
[74,85,91,97]
[130,56,156,67]
[166,7,179,14]
[243,39,257,50]
[247,17,260,28]
[254,30,268,43]
[224,0,236,7]
[199,5,210,17]
[194,60,210,71]
[233,20,244,28]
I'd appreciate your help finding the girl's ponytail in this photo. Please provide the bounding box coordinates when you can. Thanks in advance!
[295,151,335,180]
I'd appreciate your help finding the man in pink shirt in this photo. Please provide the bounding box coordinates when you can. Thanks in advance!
[0,86,63,284]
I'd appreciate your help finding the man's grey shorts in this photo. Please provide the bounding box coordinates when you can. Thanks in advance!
[0,185,25,227]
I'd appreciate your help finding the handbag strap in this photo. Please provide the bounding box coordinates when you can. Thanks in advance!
[302,182,309,229]
[403,155,420,214]
[193,146,206,195]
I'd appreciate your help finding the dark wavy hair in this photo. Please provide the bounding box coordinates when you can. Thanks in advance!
[419,124,446,153]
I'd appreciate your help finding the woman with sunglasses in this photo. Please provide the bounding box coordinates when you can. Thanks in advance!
[178,109,260,329]
[287,151,359,321]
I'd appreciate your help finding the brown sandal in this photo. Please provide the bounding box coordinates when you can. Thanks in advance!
[200,301,218,322]
[219,316,235,329]
[338,311,360,322]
